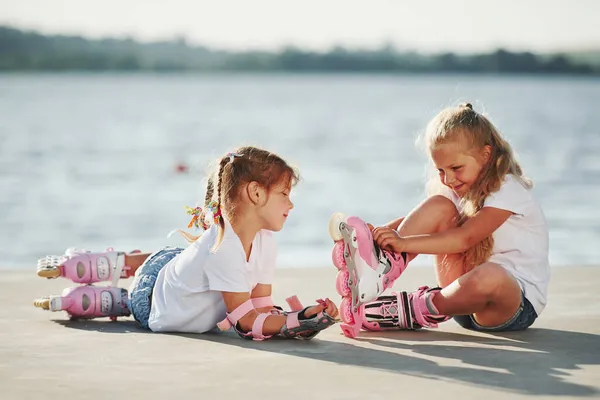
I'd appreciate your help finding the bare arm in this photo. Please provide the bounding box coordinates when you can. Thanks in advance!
[385,217,405,231]
[373,207,512,255]
[250,283,274,313]
[221,290,338,336]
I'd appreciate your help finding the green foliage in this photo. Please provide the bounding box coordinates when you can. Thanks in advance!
[0,26,597,74]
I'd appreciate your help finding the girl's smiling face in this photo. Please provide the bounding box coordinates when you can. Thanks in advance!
[430,139,490,197]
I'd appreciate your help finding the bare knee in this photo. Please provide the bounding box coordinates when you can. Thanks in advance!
[460,263,513,299]
[424,195,459,232]
[398,195,459,236]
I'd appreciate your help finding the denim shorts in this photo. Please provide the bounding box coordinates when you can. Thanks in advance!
[129,247,183,329]
[454,293,538,332]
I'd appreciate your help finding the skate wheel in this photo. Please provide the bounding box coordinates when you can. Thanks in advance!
[33,297,50,310]
[36,268,62,279]
[37,256,63,279]
[328,212,347,241]
[340,324,359,339]
[339,297,355,325]
[335,270,351,296]
[331,241,346,270]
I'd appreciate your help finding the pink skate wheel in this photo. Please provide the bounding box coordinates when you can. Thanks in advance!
[341,324,359,338]
[331,241,346,270]
[335,270,351,297]
[339,297,355,325]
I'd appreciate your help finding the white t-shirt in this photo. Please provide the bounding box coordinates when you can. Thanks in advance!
[146,218,277,333]
[440,174,550,315]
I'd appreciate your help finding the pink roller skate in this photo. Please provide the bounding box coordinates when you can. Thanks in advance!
[37,248,134,286]
[361,286,450,331]
[329,213,409,338]
[33,285,130,321]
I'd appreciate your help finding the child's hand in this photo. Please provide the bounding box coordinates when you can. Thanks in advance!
[372,226,405,253]
[304,298,339,319]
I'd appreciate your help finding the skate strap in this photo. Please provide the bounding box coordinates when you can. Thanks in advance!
[396,291,415,330]
[251,295,304,312]
[251,296,274,309]
[286,311,301,329]
[109,252,127,287]
[250,313,271,341]
[252,296,287,316]
[216,299,254,330]
[285,295,304,311]
[410,286,449,328]
[216,299,273,341]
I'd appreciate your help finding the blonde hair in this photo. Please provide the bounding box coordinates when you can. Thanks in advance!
[425,103,531,271]
[180,146,299,246]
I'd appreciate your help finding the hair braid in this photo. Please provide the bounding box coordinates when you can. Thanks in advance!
[215,157,228,230]
[204,177,214,207]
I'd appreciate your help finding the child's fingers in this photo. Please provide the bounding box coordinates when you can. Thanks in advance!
[328,303,338,318]
[380,237,390,249]
[323,300,333,313]
[374,231,389,246]
[376,231,398,250]
[372,227,392,243]
[316,298,328,307]
[372,227,382,242]
[305,303,325,318]
[324,299,338,318]
[315,298,335,317]
[380,238,396,252]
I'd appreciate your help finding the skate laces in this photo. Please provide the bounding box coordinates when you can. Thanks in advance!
[380,303,397,318]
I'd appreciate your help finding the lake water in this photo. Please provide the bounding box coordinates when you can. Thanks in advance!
[1,73,599,269]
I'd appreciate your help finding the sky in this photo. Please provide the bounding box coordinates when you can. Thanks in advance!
[1,0,599,53]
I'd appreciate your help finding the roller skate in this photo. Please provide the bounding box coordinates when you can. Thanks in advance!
[33,285,131,321]
[329,213,409,338]
[361,286,450,331]
[37,248,135,286]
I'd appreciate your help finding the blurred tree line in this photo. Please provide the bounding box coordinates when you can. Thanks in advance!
[1,26,598,74]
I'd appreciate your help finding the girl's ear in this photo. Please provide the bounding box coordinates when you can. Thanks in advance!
[246,181,266,206]
[481,145,492,164]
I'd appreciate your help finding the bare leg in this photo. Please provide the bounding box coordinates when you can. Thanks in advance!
[395,195,464,287]
[433,262,522,327]
[391,195,522,327]
[124,253,152,276]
